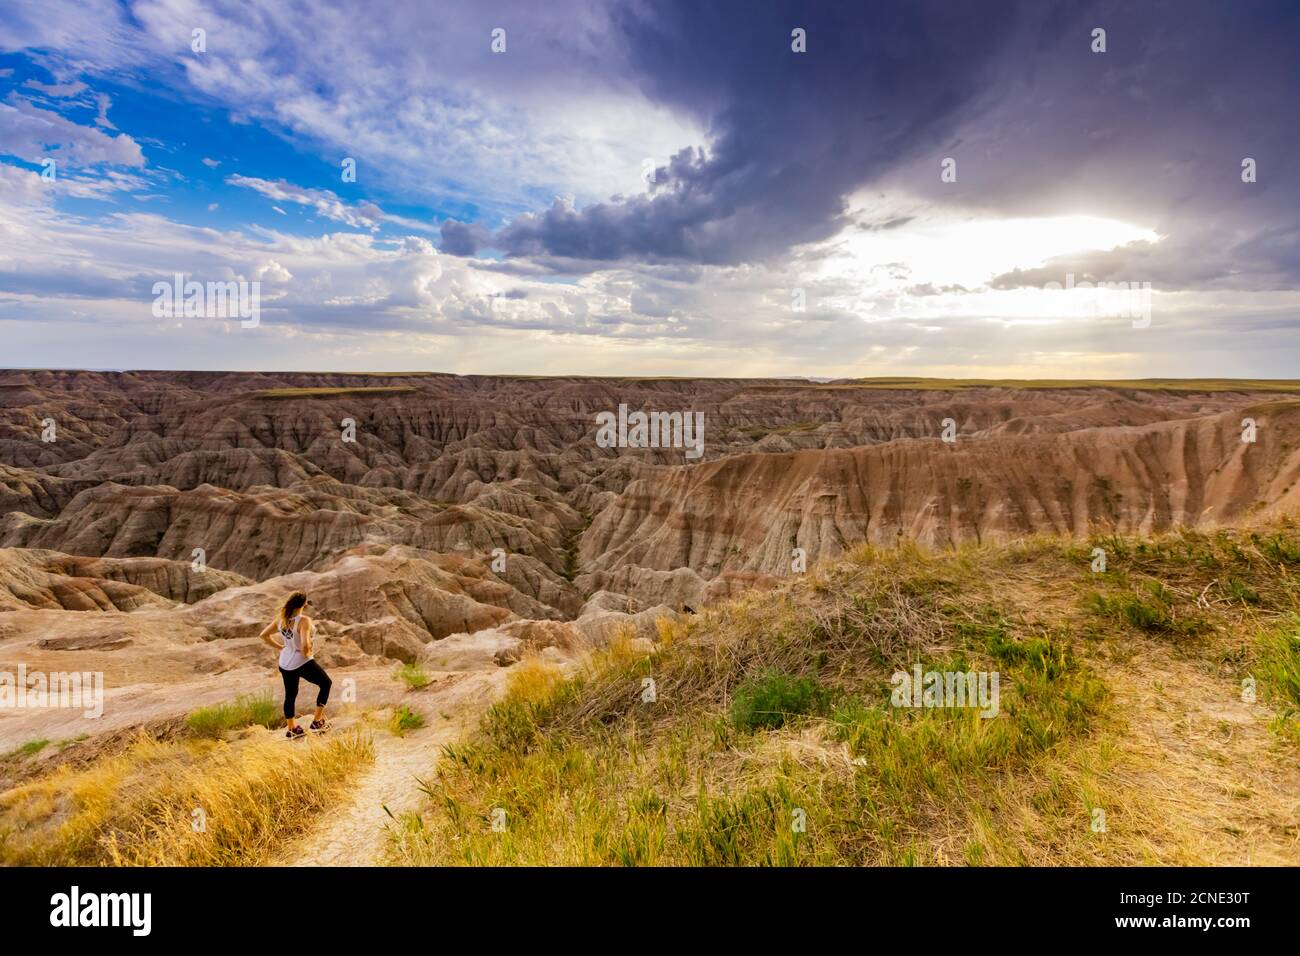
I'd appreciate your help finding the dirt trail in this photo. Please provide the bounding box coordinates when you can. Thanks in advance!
[1100,640,1300,864]
[278,669,506,867]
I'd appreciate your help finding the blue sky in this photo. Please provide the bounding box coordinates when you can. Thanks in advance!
[0,44,501,240]
[1,0,1298,376]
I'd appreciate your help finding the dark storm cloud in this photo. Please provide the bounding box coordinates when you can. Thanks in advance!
[497,0,1073,265]
[991,227,1300,294]
[494,0,1300,292]
[897,0,1300,291]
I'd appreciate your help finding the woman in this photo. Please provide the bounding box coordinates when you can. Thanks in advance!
[258,591,331,739]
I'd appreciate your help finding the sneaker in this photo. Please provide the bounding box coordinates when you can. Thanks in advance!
[285,725,305,740]
[309,718,328,732]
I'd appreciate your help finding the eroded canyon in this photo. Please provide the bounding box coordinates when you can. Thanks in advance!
[3,370,1300,753]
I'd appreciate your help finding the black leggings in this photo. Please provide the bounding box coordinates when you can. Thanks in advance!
[279,660,332,718]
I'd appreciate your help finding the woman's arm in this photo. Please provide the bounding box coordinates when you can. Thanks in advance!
[299,616,314,658]
[258,620,284,650]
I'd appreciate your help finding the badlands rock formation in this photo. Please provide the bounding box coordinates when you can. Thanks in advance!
[2,370,1300,746]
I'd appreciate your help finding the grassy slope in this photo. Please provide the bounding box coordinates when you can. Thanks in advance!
[389,523,1300,866]
[0,710,374,865]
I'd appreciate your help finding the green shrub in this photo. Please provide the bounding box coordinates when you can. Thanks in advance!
[390,705,425,737]
[730,670,829,731]
[393,662,432,690]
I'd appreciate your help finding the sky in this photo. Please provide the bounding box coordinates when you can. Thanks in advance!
[0,0,1297,378]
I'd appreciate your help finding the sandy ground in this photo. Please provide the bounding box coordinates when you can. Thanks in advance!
[0,664,271,753]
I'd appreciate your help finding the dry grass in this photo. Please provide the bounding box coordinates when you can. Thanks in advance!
[387,522,1300,866]
[0,729,373,865]
[1098,638,1299,865]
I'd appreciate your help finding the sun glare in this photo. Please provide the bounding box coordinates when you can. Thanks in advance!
[826,213,1160,290]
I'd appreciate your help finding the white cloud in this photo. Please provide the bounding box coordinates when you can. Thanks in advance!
[0,97,145,166]
[226,174,438,234]
[228,175,378,230]
[22,79,88,97]
[256,259,293,282]
[3,157,1297,379]
[92,91,114,128]
[3,0,701,216]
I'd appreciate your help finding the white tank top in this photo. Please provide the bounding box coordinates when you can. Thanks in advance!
[278,615,311,670]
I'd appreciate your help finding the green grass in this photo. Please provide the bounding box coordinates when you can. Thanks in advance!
[393,662,432,690]
[186,694,281,738]
[1083,581,1196,635]
[8,739,50,759]
[730,670,830,731]
[1256,532,1300,565]
[1255,616,1300,710]
[387,544,1118,865]
[390,706,425,737]
[387,618,1107,865]
[1253,615,1300,747]
[1223,577,1261,605]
